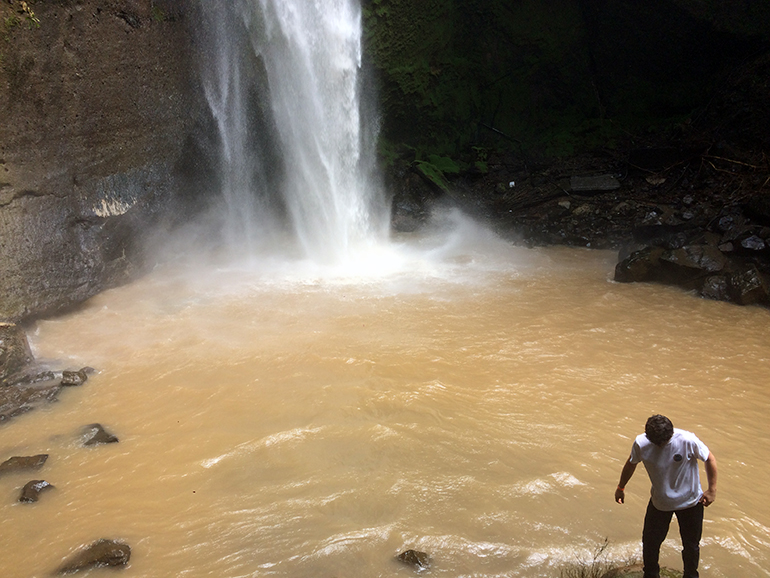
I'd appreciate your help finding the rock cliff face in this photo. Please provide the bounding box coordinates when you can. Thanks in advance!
[0,0,203,321]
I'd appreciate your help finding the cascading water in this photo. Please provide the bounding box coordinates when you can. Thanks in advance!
[200,0,388,264]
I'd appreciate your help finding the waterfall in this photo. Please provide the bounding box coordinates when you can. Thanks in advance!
[200,0,388,263]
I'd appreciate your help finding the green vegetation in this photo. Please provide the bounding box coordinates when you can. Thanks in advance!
[413,154,462,193]
[3,1,39,32]
[363,0,600,160]
[363,0,769,171]
[2,0,39,63]
[151,3,166,23]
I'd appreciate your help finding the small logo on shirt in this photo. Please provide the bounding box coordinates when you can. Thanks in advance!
[673,454,683,462]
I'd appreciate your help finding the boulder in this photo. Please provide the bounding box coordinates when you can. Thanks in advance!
[728,264,770,305]
[614,247,665,283]
[19,479,55,503]
[0,454,48,476]
[739,234,767,252]
[57,539,131,574]
[61,368,91,387]
[616,244,732,292]
[699,274,731,302]
[396,549,430,571]
[83,424,119,446]
[660,245,729,274]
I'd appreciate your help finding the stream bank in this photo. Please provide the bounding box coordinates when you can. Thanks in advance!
[389,51,770,309]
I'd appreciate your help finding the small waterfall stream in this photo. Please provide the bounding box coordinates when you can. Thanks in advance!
[200,0,387,263]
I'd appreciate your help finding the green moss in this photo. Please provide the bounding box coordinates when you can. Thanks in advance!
[4,1,39,30]
[364,0,766,163]
[151,5,167,23]
[425,154,460,175]
[3,0,40,47]
[364,0,602,158]
[413,160,451,193]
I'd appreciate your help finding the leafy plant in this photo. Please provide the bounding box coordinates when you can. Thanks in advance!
[3,0,39,37]
[14,1,39,29]
[411,161,450,193]
[425,154,461,175]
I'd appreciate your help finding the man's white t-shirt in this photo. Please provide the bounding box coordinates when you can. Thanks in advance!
[629,428,710,511]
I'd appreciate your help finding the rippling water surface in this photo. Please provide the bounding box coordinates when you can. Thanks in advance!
[2,224,769,578]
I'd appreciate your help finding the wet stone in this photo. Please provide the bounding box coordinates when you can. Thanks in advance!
[661,244,729,273]
[83,424,119,446]
[61,368,89,387]
[19,479,55,503]
[396,549,430,571]
[57,539,131,574]
[0,454,48,477]
[0,381,62,423]
[18,370,56,385]
[740,234,767,251]
[729,265,770,305]
[700,275,731,302]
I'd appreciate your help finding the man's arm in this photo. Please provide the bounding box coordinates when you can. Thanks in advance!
[615,458,637,504]
[699,451,717,506]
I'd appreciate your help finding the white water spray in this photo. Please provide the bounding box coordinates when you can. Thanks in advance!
[201,0,388,263]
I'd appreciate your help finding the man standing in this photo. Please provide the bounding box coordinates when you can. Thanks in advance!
[615,414,718,578]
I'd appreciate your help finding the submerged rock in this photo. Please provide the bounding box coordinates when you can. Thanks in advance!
[61,368,91,387]
[396,549,430,571]
[19,479,55,503]
[57,539,131,574]
[0,325,95,423]
[0,454,48,476]
[0,380,63,423]
[83,424,119,446]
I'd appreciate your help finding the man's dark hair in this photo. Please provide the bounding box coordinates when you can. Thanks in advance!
[645,414,674,445]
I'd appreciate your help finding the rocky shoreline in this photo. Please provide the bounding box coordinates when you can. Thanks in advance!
[390,48,770,310]
[390,138,770,310]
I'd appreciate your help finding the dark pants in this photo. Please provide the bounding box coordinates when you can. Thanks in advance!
[642,500,704,578]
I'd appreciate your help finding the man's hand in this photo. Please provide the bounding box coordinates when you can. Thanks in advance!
[701,452,718,507]
[615,459,637,504]
[699,488,716,507]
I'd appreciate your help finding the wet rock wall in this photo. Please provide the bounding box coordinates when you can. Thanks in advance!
[0,0,204,321]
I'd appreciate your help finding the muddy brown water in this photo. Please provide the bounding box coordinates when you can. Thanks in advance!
[1,234,768,578]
